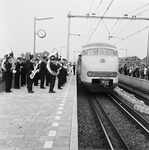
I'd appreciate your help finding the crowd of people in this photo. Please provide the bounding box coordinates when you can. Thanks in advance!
[119,63,149,80]
[1,51,76,93]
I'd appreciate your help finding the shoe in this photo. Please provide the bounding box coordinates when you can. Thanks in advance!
[5,91,11,93]
[9,90,13,92]
[29,91,34,93]
[41,87,46,89]
[58,87,63,90]
[49,91,56,93]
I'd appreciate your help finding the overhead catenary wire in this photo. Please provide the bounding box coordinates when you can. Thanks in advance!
[88,0,95,14]
[114,26,149,45]
[82,0,95,45]
[110,3,149,38]
[135,8,149,17]
[127,3,149,15]
[109,19,119,34]
[85,0,104,44]
[87,0,115,43]
[94,0,103,12]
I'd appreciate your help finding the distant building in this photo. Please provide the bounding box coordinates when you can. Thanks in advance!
[141,57,147,65]
[119,56,141,67]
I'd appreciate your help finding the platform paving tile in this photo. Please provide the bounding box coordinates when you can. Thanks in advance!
[39,135,55,141]
[0,75,77,149]
[0,135,9,140]
[0,146,16,150]
[15,148,34,150]
[9,140,28,147]
[26,140,44,148]
[23,135,40,141]
[7,135,24,140]
[52,142,69,149]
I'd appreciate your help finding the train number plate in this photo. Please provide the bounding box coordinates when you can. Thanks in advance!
[100,78,110,85]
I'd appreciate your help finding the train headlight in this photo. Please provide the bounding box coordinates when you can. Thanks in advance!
[109,72,117,77]
[87,71,96,77]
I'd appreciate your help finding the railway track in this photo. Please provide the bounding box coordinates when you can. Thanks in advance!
[110,93,149,133]
[91,94,129,150]
[92,92,149,150]
[119,82,149,104]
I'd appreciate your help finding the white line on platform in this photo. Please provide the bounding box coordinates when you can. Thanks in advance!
[55,116,61,120]
[58,107,63,110]
[52,122,59,127]
[48,130,56,136]
[57,111,62,114]
[60,103,65,106]
[44,141,53,148]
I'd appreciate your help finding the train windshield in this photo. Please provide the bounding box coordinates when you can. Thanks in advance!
[86,48,117,56]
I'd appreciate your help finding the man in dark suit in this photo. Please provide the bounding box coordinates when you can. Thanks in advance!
[40,56,47,89]
[14,57,21,89]
[47,56,59,93]
[20,57,27,87]
[26,54,34,93]
[73,62,76,75]
[5,56,13,93]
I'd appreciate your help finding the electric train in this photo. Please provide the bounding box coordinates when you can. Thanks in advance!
[77,42,118,92]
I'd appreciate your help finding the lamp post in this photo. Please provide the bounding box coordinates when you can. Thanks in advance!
[33,17,53,57]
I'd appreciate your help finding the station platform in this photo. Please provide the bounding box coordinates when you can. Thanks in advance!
[0,75,78,150]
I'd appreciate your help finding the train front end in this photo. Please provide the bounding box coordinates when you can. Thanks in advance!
[80,43,118,92]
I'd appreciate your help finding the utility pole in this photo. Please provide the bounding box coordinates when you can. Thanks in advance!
[147,28,149,66]
[67,12,71,62]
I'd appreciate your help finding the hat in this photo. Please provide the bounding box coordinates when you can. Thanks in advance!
[17,57,21,60]
[50,56,56,61]
[42,56,47,59]
[29,54,33,60]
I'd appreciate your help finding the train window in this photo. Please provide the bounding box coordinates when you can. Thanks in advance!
[94,48,98,55]
[99,48,107,55]
[108,48,118,56]
[114,50,118,56]
[81,50,86,56]
[87,48,94,56]
[107,49,114,56]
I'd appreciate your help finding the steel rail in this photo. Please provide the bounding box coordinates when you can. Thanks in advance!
[109,93,149,136]
[118,82,149,105]
[119,82,149,98]
[94,95,130,150]
[91,97,114,150]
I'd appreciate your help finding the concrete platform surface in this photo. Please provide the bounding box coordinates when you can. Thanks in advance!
[0,75,78,150]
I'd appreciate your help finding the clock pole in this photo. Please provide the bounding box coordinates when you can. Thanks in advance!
[33,16,53,58]
[33,17,36,58]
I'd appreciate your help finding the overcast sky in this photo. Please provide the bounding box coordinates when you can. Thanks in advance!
[0,0,149,61]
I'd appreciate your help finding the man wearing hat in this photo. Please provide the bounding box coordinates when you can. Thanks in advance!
[34,58,40,86]
[20,56,27,87]
[26,54,34,93]
[5,56,13,93]
[40,56,47,89]
[47,55,59,93]
[14,57,21,89]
